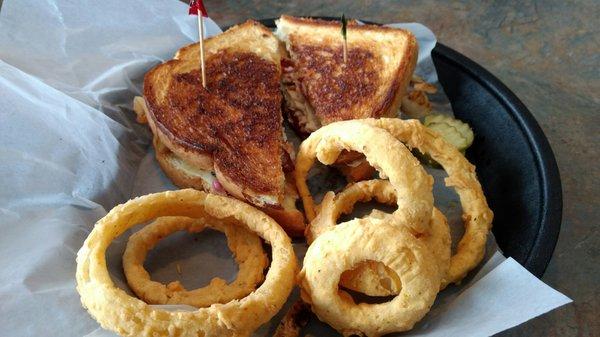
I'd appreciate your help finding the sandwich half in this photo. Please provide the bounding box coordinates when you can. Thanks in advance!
[137,20,305,236]
[276,16,418,180]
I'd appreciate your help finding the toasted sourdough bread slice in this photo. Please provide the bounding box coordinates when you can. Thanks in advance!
[276,16,418,181]
[144,20,284,207]
[276,15,418,133]
[141,20,305,235]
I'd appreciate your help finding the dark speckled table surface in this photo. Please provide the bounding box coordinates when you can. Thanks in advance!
[204,1,599,336]
[1,0,597,336]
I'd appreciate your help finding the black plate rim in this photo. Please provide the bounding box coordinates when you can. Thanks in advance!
[430,43,562,277]
[256,17,562,277]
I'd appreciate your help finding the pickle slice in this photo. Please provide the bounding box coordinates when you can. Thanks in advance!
[415,114,474,168]
[424,114,474,152]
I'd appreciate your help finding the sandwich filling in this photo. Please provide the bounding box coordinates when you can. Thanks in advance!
[281,58,320,134]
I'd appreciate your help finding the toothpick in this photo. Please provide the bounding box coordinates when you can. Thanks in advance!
[197,11,206,88]
[341,14,348,64]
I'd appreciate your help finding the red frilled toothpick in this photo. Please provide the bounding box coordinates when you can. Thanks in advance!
[189,0,208,88]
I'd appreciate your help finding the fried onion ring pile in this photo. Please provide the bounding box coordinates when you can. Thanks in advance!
[123,216,268,308]
[76,117,492,337]
[76,189,296,337]
[295,118,493,336]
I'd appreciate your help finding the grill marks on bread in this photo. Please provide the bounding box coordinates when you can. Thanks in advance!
[152,51,283,196]
[290,42,380,124]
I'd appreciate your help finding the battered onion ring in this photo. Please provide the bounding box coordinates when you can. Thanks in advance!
[309,180,450,296]
[295,120,434,233]
[123,216,268,308]
[299,220,440,337]
[340,208,450,296]
[76,189,297,337]
[358,118,494,286]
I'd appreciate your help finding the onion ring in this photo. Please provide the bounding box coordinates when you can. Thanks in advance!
[76,189,297,337]
[358,118,493,286]
[340,208,450,296]
[299,219,440,336]
[123,216,268,308]
[295,120,434,233]
[309,180,450,296]
[307,179,396,243]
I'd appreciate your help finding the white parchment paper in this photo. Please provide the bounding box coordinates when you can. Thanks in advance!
[0,1,571,336]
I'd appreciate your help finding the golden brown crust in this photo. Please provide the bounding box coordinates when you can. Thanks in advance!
[147,53,283,200]
[143,61,215,170]
[290,42,381,123]
[277,15,418,128]
[143,21,286,207]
